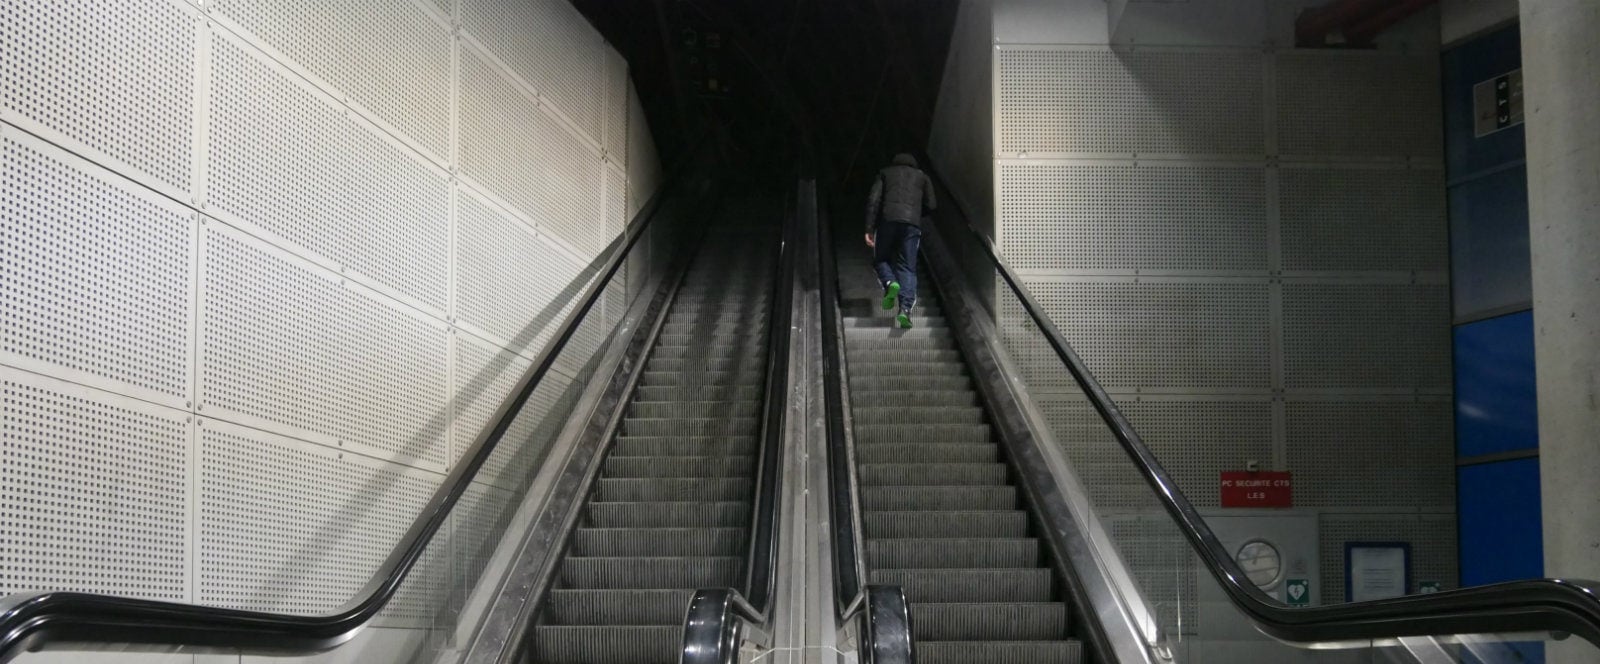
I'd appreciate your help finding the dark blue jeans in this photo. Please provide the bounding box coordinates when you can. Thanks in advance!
[872,221,921,310]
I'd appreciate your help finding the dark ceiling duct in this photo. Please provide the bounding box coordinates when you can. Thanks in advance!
[1295,0,1439,47]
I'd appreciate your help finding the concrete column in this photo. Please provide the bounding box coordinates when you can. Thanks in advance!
[1522,3,1600,659]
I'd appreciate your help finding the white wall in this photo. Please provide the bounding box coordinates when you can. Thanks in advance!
[1,0,660,660]
[928,0,1455,647]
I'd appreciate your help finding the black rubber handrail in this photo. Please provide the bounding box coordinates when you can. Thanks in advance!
[681,175,800,664]
[0,162,703,664]
[921,163,1600,650]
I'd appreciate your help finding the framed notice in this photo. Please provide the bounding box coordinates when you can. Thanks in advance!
[1345,542,1411,602]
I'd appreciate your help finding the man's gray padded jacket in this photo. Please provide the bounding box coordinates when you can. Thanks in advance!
[865,153,937,233]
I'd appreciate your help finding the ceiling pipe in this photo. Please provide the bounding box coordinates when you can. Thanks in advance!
[1294,0,1438,47]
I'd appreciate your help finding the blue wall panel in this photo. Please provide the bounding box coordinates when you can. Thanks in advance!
[1454,311,1538,456]
[1442,25,1525,178]
[1459,458,1543,585]
[1450,166,1532,320]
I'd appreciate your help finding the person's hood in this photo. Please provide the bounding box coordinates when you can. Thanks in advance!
[892,153,918,168]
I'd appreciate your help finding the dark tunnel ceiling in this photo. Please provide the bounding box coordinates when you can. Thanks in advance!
[571,0,959,184]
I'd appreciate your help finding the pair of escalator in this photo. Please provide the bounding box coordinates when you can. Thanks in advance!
[6,170,1600,664]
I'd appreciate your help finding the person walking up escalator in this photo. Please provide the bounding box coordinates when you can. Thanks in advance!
[864,153,937,329]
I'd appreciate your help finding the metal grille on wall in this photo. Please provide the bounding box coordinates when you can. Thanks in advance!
[0,0,660,647]
[985,4,1454,618]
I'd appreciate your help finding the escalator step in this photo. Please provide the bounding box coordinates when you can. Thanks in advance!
[584,501,751,529]
[542,589,695,625]
[917,641,1084,664]
[861,486,1017,511]
[593,477,753,502]
[844,316,950,329]
[858,463,1009,486]
[854,423,993,444]
[532,625,680,664]
[872,568,1056,603]
[844,326,953,341]
[634,385,764,401]
[645,358,768,375]
[846,337,959,352]
[623,417,760,437]
[864,511,1026,538]
[911,602,1069,641]
[604,456,755,479]
[639,371,766,388]
[848,361,967,376]
[626,399,762,419]
[572,528,747,557]
[848,390,981,408]
[851,406,985,425]
[649,345,762,360]
[610,436,756,458]
[848,375,972,393]
[654,334,769,349]
[842,349,961,363]
[559,556,742,589]
[868,538,1042,569]
[855,443,998,464]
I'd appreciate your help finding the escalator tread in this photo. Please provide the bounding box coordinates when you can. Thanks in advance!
[839,256,1084,662]
[530,223,776,664]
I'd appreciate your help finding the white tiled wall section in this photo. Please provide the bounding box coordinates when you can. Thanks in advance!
[0,0,660,623]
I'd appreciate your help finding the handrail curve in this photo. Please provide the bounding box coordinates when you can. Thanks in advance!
[0,161,704,664]
[921,163,1600,650]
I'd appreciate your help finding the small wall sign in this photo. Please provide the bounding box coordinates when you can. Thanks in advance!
[1220,471,1292,508]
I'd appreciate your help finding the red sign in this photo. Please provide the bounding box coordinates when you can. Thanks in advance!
[1220,471,1293,508]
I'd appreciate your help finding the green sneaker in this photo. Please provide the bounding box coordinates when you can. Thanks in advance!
[881,282,901,310]
[896,311,913,329]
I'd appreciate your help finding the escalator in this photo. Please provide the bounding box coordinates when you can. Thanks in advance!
[533,215,776,662]
[835,250,1083,663]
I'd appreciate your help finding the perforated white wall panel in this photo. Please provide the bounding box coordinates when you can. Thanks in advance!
[999,162,1267,271]
[462,0,604,141]
[1,0,660,628]
[459,44,604,258]
[1286,399,1455,510]
[1276,52,1443,160]
[455,187,586,353]
[1,374,189,600]
[0,0,196,195]
[208,33,451,311]
[603,48,629,162]
[1280,166,1448,272]
[200,224,450,469]
[1283,283,1452,390]
[971,0,1454,609]
[997,48,1263,157]
[1,131,193,403]
[210,0,452,160]
[1040,396,1275,509]
[1010,280,1272,390]
[197,421,438,614]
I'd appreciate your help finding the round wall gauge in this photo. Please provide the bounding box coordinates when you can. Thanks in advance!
[1236,540,1283,589]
